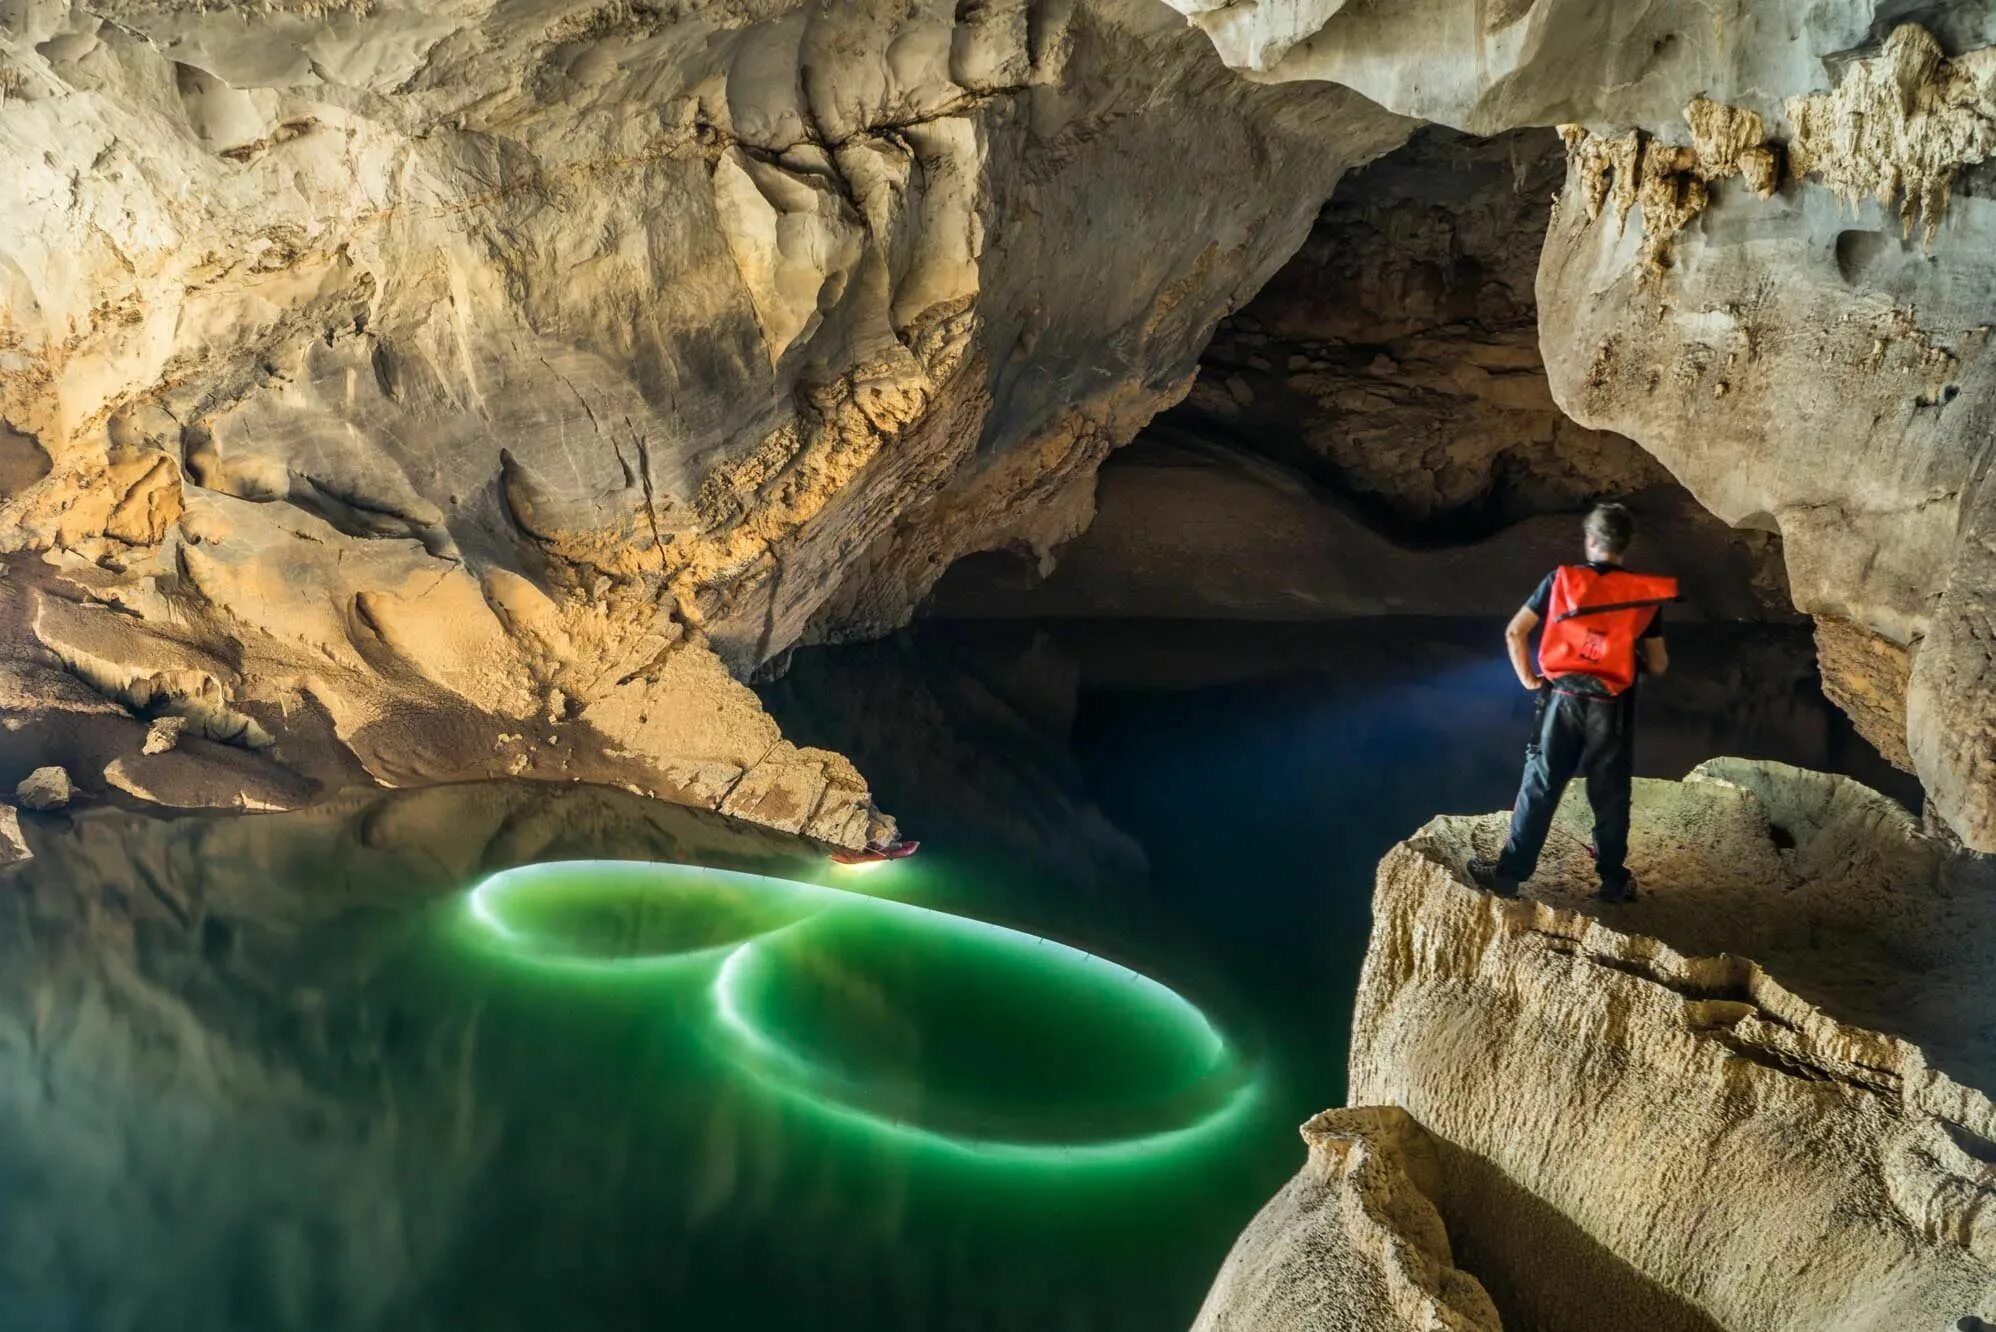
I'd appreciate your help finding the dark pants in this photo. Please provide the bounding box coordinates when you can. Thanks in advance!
[1496,685,1635,886]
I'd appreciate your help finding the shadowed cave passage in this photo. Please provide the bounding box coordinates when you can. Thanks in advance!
[763,123,1929,1332]
[759,617,1915,1331]
[930,125,1792,629]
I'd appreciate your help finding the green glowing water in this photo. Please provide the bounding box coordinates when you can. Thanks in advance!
[462,859,1257,1163]
[466,859,828,970]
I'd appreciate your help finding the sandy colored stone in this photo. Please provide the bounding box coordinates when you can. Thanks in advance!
[15,766,72,811]
[1193,1106,1501,1332]
[1337,759,1996,1331]
[0,0,1413,840]
[0,807,28,867]
[104,747,315,813]
[141,715,188,756]
[1788,27,1996,240]
[1556,95,1783,279]
[1812,615,1914,772]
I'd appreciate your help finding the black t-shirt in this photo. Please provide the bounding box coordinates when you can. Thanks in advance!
[1526,562,1664,693]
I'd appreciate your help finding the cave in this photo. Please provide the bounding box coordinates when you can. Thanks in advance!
[1,4,1993,1331]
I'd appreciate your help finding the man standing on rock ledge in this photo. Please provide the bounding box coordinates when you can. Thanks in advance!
[1469,503,1677,903]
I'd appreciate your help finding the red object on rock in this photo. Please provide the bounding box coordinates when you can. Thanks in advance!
[830,839,921,865]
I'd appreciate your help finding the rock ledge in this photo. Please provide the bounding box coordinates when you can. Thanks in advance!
[1199,758,1996,1330]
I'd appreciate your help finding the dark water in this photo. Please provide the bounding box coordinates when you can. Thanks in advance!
[0,619,1911,1332]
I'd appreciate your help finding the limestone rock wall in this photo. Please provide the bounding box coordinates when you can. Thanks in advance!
[1192,1107,1500,1332]
[1179,126,1674,534]
[924,437,1783,622]
[1163,4,1996,847]
[1161,0,1996,135]
[1357,762,1996,1331]
[926,123,1791,629]
[0,0,1410,835]
[1538,28,1996,849]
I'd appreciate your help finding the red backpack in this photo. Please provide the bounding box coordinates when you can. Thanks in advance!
[1537,565,1679,695]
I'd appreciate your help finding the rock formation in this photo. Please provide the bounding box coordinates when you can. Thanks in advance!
[8,0,1987,844]
[926,125,1791,627]
[0,0,1414,837]
[1534,28,1996,844]
[1160,3,1996,845]
[1197,758,1996,1330]
[926,437,1789,623]
[1175,126,1674,534]
[1192,1106,1500,1332]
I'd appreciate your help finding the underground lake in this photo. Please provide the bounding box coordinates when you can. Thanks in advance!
[0,620,1914,1332]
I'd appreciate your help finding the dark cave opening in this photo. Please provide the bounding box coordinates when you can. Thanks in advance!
[926,124,1810,651]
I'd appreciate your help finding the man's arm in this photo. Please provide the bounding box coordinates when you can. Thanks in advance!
[1505,606,1543,691]
[1641,637,1669,678]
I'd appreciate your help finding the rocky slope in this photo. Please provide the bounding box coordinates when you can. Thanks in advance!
[0,0,1412,837]
[1161,1,1996,847]
[1197,758,1996,1330]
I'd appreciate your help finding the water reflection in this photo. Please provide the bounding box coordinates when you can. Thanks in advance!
[0,786,1259,1332]
[709,893,1256,1159]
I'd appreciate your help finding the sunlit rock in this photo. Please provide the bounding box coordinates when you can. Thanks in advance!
[0,808,26,866]
[15,764,72,810]
[0,0,1412,838]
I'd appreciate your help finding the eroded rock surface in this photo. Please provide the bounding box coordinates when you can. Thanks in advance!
[1192,1107,1500,1332]
[1535,32,1996,847]
[1350,761,1992,1330]
[1162,0,1996,135]
[1200,758,1996,1331]
[1164,6,1996,846]
[1177,126,1674,533]
[0,0,1411,836]
[930,125,1790,628]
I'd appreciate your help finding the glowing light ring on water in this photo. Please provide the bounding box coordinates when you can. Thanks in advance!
[709,897,1262,1166]
[463,859,837,976]
[460,859,1261,1162]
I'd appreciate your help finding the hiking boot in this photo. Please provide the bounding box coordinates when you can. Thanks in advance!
[1596,873,1638,904]
[1466,858,1521,899]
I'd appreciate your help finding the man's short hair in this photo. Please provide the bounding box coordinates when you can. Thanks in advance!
[1585,502,1634,557]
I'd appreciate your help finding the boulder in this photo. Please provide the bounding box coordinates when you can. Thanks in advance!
[15,766,73,812]
[1193,1107,1501,1332]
